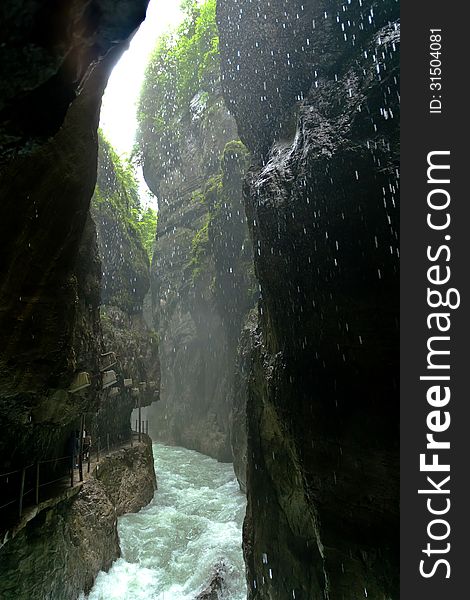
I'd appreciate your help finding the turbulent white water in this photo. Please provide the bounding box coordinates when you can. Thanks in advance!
[84,443,247,600]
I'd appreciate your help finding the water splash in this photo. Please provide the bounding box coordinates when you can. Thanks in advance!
[84,443,247,600]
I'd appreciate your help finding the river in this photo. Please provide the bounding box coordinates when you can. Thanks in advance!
[84,443,247,600]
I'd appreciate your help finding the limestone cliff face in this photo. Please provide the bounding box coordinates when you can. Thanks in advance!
[0,5,157,597]
[0,440,156,600]
[93,138,151,315]
[0,0,148,162]
[91,136,160,445]
[138,5,256,464]
[0,0,149,469]
[0,480,119,600]
[94,436,157,516]
[147,122,254,464]
[229,311,257,493]
[217,0,399,598]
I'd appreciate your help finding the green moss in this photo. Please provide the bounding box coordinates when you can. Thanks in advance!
[192,220,210,254]
[221,140,251,182]
[186,141,251,285]
[189,214,211,282]
[191,189,206,205]
[137,207,158,259]
[136,0,219,165]
[93,132,157,261]
[97,130,140,209]
[203,174,222,207]
[222,140,250,162]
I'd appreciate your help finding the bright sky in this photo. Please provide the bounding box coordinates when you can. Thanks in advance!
[99,0,185,207]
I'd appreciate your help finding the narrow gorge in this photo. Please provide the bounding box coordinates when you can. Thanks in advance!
[137,4,256,479]
[0,1,400,599]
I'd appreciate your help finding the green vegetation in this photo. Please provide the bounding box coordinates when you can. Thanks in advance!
[133,0,253,290]
[94,131,157,260]
[136,0,218,162]
[189,214,211,282]
[137,206,158,258]
[187,138,250,283]
[221,140,251,177]
[98,133,140,208]
[187,174,220,283]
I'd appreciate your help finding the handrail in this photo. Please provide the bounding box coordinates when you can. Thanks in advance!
[0,497,18,511]
[0,458,65,479]
[0,427,151,523]
[39,455,71,465]
[0,468,21,479]
[39,474,72,489]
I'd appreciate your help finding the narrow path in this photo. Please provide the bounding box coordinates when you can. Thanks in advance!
[0,433,149,548]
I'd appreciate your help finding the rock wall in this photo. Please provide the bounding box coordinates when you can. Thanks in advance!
[138,2,256,464]
[217,0,399,598]
[147,128,254,464]
[0,439,156,600]
[94,435,157,516]
[97,307,160,441]
[0,3,156,597]
[93,137,151,315]
[0,0,148,162]
[91,135,160,445]
[0,0,149,468]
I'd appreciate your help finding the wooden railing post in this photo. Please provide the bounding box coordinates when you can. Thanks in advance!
[35,462,40,505]
[19,467,26,518]
[97,437,100,463]
[79,414,85,482]
[138,394,142,442]
[107,433,110,452]
[71,450,75,487]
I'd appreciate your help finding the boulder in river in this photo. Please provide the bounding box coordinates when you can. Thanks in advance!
[195,561,227,600]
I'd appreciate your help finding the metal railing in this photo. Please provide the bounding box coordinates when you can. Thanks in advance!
[0,426,150,522]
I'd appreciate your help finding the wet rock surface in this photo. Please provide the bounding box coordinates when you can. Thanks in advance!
[0,3,154,598]
[0,480,119,600]
[0,58,107,465]
[91,134,160,445]
[194,562,227,600]
[94,435,157,516]
[92,137,151,315]
[139,15,256,463]
[147,136,255,461]
[0,0,148,161]
[229,311,258,493]
[0,0,150,468]
[144,103,237,460]
[218,0,399,598]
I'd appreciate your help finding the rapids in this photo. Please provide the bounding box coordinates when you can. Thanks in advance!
[84,443,247,600]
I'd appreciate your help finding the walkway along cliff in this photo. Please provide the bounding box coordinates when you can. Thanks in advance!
[0,435,155,599]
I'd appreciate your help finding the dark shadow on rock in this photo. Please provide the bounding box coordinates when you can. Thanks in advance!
[194,562,227,600]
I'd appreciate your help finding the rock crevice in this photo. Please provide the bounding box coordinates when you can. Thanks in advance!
[138,3,256,465]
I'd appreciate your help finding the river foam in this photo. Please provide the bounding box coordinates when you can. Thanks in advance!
[84,443,247,600]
